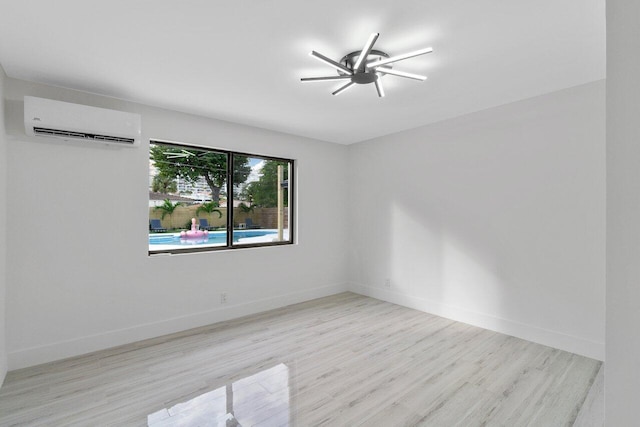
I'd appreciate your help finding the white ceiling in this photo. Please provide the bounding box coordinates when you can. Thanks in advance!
[0,0,605,144]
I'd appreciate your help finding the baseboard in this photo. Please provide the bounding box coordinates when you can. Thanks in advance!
[8,282,349,370]
[0,360,6,389]
[349,282,605,361]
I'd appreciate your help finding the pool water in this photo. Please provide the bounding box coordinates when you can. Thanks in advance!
[149,229,277,246]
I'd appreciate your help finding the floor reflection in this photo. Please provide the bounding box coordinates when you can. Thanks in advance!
[148,363,291,426]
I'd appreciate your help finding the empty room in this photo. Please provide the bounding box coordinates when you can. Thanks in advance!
[0,0,638,425]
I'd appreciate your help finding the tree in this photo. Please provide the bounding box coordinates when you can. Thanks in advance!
[246,160,289,208]
[154,199,183,229]
[150,145,251,203]
[151,173,177,194]
[196,201,223,219]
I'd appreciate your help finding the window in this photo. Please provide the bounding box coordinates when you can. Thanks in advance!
[148,141,294,254]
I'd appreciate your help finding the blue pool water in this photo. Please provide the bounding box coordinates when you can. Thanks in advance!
[149,229,277,246]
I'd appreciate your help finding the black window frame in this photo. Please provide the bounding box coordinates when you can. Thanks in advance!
[149,139,295,255]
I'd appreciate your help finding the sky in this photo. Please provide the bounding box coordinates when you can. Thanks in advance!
[246,159,265,184]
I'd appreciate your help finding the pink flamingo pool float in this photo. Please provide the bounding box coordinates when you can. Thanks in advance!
[180,218,209,239]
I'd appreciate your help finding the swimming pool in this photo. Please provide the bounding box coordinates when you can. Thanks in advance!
[149,229,279,249]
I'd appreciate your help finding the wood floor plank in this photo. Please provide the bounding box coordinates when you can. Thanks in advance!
[0,292,600,426]
[573,363,604,426]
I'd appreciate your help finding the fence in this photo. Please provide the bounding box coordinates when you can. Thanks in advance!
[149,206,289,230]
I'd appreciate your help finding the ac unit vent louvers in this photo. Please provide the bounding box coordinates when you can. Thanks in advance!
[32,127,135,144]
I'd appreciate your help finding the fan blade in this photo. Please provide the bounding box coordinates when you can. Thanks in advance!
[375,66,427,81]
[367,47,433,68]
[374,77,385,98]
[301,75,353,82]
[310,51,353,75]
[332,81,355,96]
[353,33,380,71]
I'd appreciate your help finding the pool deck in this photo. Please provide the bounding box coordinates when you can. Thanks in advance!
[149,229,288,252]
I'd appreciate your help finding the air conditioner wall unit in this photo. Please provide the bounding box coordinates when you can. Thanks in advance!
[24,96,142,147]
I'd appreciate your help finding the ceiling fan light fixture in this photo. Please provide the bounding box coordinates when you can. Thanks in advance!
[302,34,432,97]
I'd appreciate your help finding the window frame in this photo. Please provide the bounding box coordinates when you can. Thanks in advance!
[149,139,295,255]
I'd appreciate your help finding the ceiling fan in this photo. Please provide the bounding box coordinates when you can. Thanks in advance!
[301,33,432,97]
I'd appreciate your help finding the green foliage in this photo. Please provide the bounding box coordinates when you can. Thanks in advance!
[150,145,251,203]
[154,199,183,219]
[196,201,223,219]
[245,160,289,208]
[151,173,177,194]
[154,199,183,228]
[238,202,255,214]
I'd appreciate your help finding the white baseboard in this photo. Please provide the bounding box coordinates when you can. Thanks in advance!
[0,359,6,388]
[349,282,605,361]
[8,282,349,370]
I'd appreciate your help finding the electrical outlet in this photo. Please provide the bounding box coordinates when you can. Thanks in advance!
[220,292,227,304]
[384,278,391,288]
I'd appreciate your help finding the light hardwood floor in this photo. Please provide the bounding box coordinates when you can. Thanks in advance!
[0,293,601,426]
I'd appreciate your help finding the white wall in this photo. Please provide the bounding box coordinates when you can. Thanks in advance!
[0,65,8,384]
[348,81,606,360]
[1,74,607,371]
[4,78,349,369]
[606,0,640,423]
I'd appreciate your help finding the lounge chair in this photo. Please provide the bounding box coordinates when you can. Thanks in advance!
[199,218,216,231]
[245,218,262,229]
[150,219,167,232]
